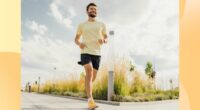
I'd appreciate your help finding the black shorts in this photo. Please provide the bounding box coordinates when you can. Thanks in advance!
[78,53,101,70]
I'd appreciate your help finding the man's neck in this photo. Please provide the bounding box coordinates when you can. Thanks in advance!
[88,17,96,22]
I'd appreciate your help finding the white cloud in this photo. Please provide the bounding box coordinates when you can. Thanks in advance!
[49,0,76,29]
[26,20,48,35]
[21,34,83,85]
[104,0,179,72]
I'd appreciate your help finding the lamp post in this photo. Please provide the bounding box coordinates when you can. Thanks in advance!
[37,76,40,92]
[53,67,56,89]
[107,30,115,101]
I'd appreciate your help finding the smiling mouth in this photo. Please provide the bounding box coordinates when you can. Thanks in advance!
[88,12,96,17]
[90,12,96,14]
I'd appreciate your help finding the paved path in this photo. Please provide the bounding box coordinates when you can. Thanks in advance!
[21,92,179,110]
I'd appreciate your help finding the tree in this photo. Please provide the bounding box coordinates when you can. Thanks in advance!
[145,61,153,79]
[129,61,135,72]
[151,70,156,79]
[145,61,156,89]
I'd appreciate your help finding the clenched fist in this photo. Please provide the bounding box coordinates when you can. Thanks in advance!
[79,43,86,49]
[98,39,107,45]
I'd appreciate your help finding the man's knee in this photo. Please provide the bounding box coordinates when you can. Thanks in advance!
[85,66,93,81]
[84,64,93,73]
[86,67,93,74]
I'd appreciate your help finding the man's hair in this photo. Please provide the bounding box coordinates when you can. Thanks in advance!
[86,3,97,11]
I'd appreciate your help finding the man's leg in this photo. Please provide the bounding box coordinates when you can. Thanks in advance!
[91,55,100,82]
[92,69,98,82]
[83,63,93,99]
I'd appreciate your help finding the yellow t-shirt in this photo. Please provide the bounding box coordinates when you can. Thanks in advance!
[76,20,107,56]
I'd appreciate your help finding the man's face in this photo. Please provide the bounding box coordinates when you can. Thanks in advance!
[87,6,97,18]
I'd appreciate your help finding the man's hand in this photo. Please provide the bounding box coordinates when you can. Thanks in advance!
[79,43,86,49]
[103,39,108,43]
[98,39,107,45]
[98,39,104,45]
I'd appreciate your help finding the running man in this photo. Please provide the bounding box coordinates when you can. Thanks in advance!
[74,3,107,110]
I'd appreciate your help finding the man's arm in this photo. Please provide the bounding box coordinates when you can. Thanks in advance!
[98,34,107,45]
[75,34,81,46]
[75,34,86,49]
[103,34,108,43]
[102,23,108,43]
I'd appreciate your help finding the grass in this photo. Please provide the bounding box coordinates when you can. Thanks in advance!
[27,59,179,102]
[114,60,130,96]
[92,65,108,100]
[40,74,82,94]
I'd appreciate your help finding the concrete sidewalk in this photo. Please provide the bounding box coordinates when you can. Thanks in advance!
[21,92,179,110]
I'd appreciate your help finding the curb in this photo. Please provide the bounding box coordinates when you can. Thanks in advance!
[36,93,179,106]
[40,93,120,106]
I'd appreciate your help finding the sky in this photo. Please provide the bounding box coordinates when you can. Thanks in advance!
[21,0,179,89]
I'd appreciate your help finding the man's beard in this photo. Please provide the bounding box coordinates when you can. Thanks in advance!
[88,12,96,18]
